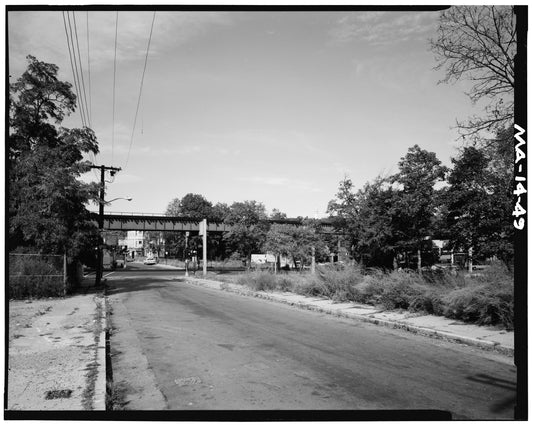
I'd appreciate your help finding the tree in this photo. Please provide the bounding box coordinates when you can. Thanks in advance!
[223,200,269,265]
[430,6,516,138]
[165,193,214,220]
[211,202,231,221]
[328,176,400,268]
[390,145,447,269]
[224,200,268,226]
[164,194,221,260]
[444,127,514,268]
[269,208,288,220]
[264,223,327,270]
[263,224,296,267]
[9,56,99,263]
[9,55,77,157]
[327,177,359,250]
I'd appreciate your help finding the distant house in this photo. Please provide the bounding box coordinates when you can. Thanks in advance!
[251,253,293,269]
[118,231,145,259]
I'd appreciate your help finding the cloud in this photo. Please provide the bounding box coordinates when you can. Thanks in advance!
[8,10,236,77]
[246,176,290,186]
[350,51,437,93]
[240,176,323,193]
[328,11,439,46]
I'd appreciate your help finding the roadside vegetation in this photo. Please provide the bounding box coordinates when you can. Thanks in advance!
[215,262,514,330]
[9,254,66,299]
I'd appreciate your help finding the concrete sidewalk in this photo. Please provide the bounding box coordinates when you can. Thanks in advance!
[6,284,107,411]
[182,276,514,356]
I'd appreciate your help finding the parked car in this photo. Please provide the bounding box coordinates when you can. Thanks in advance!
[144,257,157,265]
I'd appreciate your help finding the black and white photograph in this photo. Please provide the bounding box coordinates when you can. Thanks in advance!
[5,4,526,420]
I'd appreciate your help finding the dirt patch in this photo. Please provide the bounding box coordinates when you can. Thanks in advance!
[45,389,73,399]
[7,294,104,410]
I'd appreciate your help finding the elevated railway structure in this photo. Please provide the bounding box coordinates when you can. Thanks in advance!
[91,212,339,234]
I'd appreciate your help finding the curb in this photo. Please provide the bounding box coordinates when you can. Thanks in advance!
[185,277,514,357]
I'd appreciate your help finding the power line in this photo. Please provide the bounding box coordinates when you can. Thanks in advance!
[66,12,88,127]
[62,11,97,179]
[72,12,91,128]
[69,12,100,179]
[125,11,156,169]
[85,11,98,179]
[112,11,119,166]
[66,12,89,128]
[86,11,92,126]
[62,11,86,128]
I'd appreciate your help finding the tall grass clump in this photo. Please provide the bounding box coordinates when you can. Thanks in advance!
[442,263,514,329]
[235,270,284,292]
[377,270,447,313]
[294,264,365,302]
[227,260,513,329]
[232,269,312,293]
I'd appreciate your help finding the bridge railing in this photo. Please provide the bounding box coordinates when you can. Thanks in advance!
[89,210,168,217]
[90,211,339,233]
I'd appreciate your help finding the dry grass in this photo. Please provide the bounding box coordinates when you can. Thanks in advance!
[231,262,514,329]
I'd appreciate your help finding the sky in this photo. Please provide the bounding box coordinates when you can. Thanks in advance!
[8,7,487,218]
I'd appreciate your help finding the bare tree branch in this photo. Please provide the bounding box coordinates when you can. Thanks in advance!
[429,6,516,139]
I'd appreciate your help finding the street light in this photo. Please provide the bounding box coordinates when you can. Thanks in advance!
[96,196,132,287]
[102,197,133,205]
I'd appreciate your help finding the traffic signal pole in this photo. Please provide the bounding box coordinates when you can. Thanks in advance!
[90,164,121,287]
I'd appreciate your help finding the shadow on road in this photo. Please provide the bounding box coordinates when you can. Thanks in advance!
[466,373,516,414]
[106,276,186,296]
[467,373,516,391]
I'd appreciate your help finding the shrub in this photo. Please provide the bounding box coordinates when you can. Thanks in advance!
[407,288,446,315]
[236,270,278,291]
[9,255,65,299]
[354,270,387,304]
[298,264,365,302]
[442,268,514,329]
[229,261,514,328]
[277,276,295,292]
[380,281,421,310]
[378,270,426,310]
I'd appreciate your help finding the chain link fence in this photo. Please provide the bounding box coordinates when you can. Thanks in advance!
[8,253,67,299]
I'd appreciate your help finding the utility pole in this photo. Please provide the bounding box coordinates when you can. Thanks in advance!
[90,164,121,286]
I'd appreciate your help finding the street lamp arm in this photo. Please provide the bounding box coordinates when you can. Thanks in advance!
[100,197,133,205]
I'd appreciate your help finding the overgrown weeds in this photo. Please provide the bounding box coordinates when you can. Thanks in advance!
[233,262,514,329]
[9,255,65,299]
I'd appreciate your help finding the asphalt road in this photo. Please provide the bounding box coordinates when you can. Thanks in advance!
[107,264,516,419]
